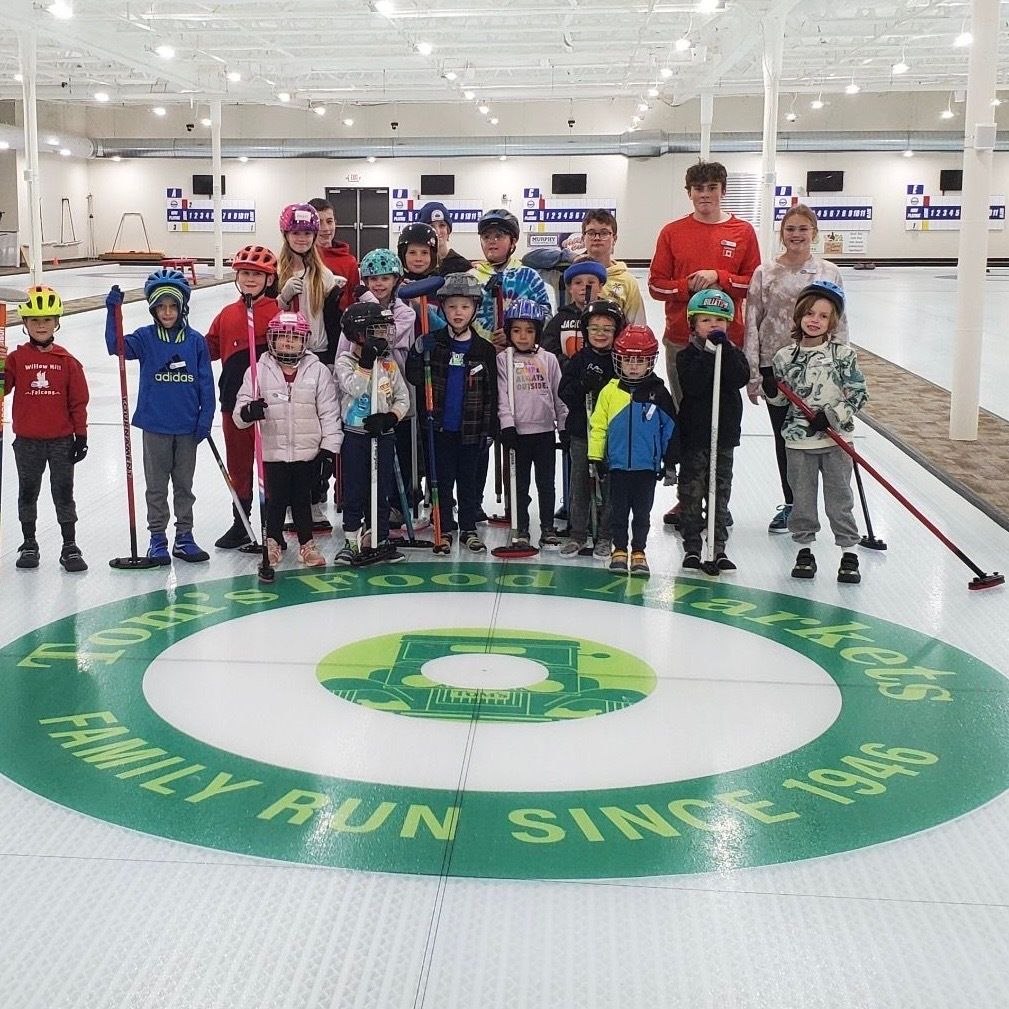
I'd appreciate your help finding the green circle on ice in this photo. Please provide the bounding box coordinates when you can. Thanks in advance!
[0,563,1007,881]
[316,627,656,722]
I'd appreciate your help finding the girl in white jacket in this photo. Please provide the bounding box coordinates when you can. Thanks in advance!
[234,312,342,567]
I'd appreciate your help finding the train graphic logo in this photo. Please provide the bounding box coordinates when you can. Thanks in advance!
[317,627,657,723]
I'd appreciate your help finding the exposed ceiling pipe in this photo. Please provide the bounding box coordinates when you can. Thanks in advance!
[92,130,999,160]
[0,123,94,159]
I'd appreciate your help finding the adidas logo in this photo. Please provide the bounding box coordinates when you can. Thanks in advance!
[155,355,194,383]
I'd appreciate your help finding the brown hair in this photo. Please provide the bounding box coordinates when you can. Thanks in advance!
[791,291,839,340]
[684,160,727,192]
[582,208,618,236]
[779,204,818,245]
[278,242,327,315]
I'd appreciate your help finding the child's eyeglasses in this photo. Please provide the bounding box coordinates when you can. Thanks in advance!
[584,230,614,239]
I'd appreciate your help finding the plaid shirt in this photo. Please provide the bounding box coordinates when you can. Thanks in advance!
[406,327,498,445]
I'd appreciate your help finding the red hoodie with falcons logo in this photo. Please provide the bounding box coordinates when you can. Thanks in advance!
[4,342,89,438]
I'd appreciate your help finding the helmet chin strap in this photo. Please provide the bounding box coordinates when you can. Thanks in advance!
[26,321,58,348]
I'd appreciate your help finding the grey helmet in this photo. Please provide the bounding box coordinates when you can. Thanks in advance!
[437,272,485,305]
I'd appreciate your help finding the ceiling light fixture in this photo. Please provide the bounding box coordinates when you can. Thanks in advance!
[674,37,691,52]
[811,90,824,109]
[499,155,507,161]
[444,71,457,81]
[892,60,909,75]
[155,44,175,59]
[463,90,475,100]
[277,91,290,102]
[490,116,499,125]
[58,148,71,156]
[478,104,489,114]
[660,66,674,77]
[238,156,249,163]
[647,86,659,97]
[94,90,109,102]
[954,30,973,47]
[638,102,650,112]
[903,149,914,158]
[111,155,122,162]
[314,105,326,116]
[373,0,395,13]
[631,115,641,125]
[845,81,860,95]
[14,73,24,82]
[367,155,377,163]
[416,41,433,55]
[227,71,241,82]
[785,111,798,122]
[342,117,354,126]
[48,1,74,19]
[0,141,9,150]
[46,136,60,146]
[153,106,166,116]
[992,97,1003,107]
[697,0,720,12]
[200,117,212,127]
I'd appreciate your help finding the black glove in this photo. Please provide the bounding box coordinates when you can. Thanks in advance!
[591,458,608,476]
[808,410,830,433]
[354,283,368,300]
[240,398,267,423]
[559,430,571,450]
[583,362,607,392]
[484,271,503,295]
[499,426,518,452]
[363,412,397,437]
[71,434,88,464]
[359,344,378,370]
[761,372,779,399]
[318,447,336,464]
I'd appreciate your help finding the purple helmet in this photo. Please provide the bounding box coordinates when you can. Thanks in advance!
[279,203,320,235]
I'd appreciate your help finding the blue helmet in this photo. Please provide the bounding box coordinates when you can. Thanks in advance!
[798,279,845,316]
[144,267,190,321]
[503,298,547,339]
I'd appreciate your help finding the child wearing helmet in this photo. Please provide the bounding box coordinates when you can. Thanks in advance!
[496,299,568,548]
[557,299,624,557]
[587,324,678,575]
[405,272,498,553]
[105,270,215,564]
[334,303,411,564]
[234,311,342,569]
[541,261,609,359]
[675,288,751,573]
[398,222,440,282]
[205,244,280,549]
[473,208,551,349]
[4,285,90,572]
[417,202,473,275]
[768,282,868,584]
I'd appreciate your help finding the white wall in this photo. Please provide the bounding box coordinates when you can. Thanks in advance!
[16,149,90,258]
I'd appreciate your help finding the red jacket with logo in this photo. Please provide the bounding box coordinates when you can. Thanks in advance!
[319,243,361,310]
[4,342,89,438]
[648,214,760,348]
[205,295,278,364]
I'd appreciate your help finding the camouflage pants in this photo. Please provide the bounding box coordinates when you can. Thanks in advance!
[677,443,735,554]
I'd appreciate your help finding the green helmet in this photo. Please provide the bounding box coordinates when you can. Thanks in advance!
[360,248,403,279]
[686,288,734,322]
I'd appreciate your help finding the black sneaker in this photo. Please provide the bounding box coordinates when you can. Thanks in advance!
[791,548,817,579]
[682,551,702,570]
[715,551,736,573]
[59,543,88,573]
[837,551,861,584]
[16,540,40,569]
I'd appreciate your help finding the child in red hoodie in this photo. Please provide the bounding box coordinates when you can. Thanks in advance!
[205,244,279,549]
[3,285,89,571]
[309,197,361,310]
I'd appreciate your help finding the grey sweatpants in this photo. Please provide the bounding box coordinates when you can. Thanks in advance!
[568,435,611,544]
[142,431,197,534]
[786,445,859,548]
[13,435,77,525]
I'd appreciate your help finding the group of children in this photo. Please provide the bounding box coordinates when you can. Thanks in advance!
[2,201,869,583]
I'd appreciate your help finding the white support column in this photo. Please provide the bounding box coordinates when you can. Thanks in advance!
[949,0,999,441]
[758,15,785,261]
[700,91,714,161]
[211,99,223,280]
[18,29,43,285]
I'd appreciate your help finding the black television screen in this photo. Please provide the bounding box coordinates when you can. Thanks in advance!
[552,173,587,195]
[193,174,225,196]
[420,174,455,196]
[940,169,963,192]
[806,170,844,193]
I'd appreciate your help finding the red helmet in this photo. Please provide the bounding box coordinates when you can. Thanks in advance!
[232,245,278,275]
[613,325,659,382]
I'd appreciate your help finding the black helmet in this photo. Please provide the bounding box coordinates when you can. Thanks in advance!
[579,299,625,339]
[397,222,438,265]
[342,302,396,346]
[477,208,520,241]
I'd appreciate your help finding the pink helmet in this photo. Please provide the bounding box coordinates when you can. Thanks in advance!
[278,203,320,235]
[266,311,311,365]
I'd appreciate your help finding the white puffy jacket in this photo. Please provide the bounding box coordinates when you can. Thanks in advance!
[233,350,343,462]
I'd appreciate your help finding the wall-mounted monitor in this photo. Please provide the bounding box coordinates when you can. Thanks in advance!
[420,174,455,196]
[939,169,963,192]
[806,170,844,193]
[192,174,225,196]
[552,173,588,195]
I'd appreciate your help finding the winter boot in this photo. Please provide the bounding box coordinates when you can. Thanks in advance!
[15,539,40,569]
[837,551,861,584]
[216,500,253,550]
[59,543,88,573]
[172,531,210,563]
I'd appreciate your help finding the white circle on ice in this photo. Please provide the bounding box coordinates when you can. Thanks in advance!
[142,592,842,792]
[420,652,548,691]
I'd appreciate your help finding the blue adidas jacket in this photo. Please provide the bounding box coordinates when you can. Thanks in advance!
[105,310,215,438]
[588,375,678,473]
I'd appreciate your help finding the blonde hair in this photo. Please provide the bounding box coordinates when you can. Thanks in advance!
[779,204,819,246]
[279,242,327,314]
[791,291,839,340]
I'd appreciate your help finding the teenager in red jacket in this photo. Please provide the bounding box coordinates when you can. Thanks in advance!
[309,197,361,310]
[205,244,279,549]
[4,286,89,571]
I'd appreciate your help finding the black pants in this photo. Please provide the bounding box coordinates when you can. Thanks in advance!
[433,431,482,534]
[265,460,315,545]
[13,435,77,526]
[514,431,556,535]
[608,469,656,552]
[761,366,792,504]
[342,430,395,542]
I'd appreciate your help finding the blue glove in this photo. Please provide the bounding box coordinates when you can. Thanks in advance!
[196,426,211,444]
[420,333,438,354]
[707,329,728,346]
[106,286,124,308]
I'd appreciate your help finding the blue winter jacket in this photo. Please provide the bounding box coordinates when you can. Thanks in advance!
[588,375,678,473]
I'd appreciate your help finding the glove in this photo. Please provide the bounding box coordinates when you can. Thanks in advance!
[583,363,607,392]
[280,276,304,302]
[354,283,368,300]
[105,286,124,308]
[363,412,397,437]
[359,343,378,370]
[590,458,608,476]
[240,398,267,423]
[762,372,779,399]
[559,430,571,450]
[71,434,88,464]
[704,330,728,351]
[499,426,518,452]
[808,410,830,433]
[420,333,437,354]
[484,271,503,294]
[195,426,211,444]
[317,447,336,464]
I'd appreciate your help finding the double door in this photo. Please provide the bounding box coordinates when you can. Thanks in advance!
[325,187,390,258]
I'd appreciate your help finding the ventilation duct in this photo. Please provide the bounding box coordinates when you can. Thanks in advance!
[92,130,998,160]
[0,124,93,159]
